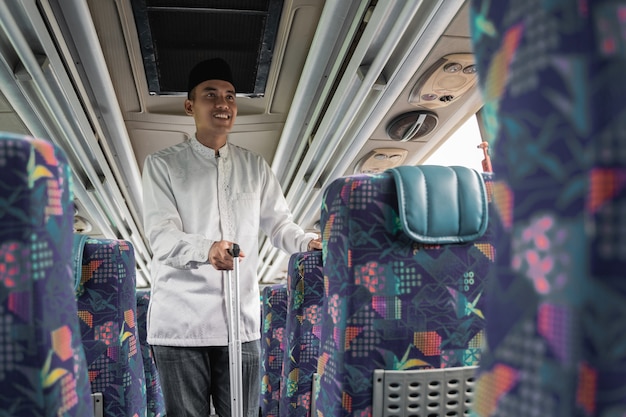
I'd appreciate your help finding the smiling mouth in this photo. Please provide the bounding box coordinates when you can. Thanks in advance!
[213,113,231,120]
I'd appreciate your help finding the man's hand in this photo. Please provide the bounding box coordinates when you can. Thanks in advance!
[209,240,246,270]
[307,237,322,251]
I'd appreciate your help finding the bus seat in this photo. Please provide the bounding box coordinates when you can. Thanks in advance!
[469,1,626,416]
[73,236,147,417]
[0,133,94,416]
[280,250,324,417]
[260,283,288,417]
[136,289,166,417]
[314,166,496,417]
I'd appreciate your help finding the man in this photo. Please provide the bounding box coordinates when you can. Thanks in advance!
[142,57,321,417]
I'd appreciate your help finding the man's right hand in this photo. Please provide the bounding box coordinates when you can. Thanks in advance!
[208,240,246,270]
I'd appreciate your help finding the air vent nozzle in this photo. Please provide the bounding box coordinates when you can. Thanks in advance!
[408,53,477,109]
[354,148,408,174]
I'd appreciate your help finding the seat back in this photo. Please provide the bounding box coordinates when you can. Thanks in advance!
[469,1,626,415]
[136,289,166,417]
[280,251,324,417]
[260,283,288,417]
[315,166,496,417]
[74,236,146,417]
[0,132,94,416]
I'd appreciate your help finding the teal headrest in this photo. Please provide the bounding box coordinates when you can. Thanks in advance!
[387,165,488,244]
[72,233,89,292]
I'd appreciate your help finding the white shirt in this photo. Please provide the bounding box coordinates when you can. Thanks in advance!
[142,136,316,346]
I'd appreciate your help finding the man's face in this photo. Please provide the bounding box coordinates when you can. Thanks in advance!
[185,79,237,135]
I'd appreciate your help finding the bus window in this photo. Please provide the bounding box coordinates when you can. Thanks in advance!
[422,114,484,172]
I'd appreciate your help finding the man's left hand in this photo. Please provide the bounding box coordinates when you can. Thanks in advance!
[308,237,322,251]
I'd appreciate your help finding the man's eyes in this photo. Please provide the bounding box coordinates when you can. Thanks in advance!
[204,93,234,100]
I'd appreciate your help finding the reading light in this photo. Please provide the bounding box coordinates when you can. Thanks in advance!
[354,148,409,174]
[408,53,478,109]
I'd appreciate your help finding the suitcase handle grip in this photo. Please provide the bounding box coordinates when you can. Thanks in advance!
[228,243,240,257]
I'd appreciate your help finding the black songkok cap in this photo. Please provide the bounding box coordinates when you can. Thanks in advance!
[187,58,235,96]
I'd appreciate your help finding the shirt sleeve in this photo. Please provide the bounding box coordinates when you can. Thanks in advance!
[142,153,214,269]
[258,160,318,254]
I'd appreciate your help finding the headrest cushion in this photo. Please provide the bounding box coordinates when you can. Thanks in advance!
[388,165,488,244]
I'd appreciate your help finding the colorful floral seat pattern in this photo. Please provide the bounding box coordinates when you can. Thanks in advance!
[469,1,626,415]
[74,237,146,417]
[0,132,94,416]
[136,289,166,416]
[280,251,324,417]
[315,170,496,417]
[260,283,288,417]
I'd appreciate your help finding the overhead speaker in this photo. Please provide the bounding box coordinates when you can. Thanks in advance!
[74,216,93,234]
[386,111,438,142]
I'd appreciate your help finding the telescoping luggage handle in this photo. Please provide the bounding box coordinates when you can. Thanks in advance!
[226,243,244,417]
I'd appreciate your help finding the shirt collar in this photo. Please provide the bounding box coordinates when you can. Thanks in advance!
[190,135,229,159]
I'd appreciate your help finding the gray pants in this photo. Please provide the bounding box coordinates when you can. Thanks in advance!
[152,341,261,417]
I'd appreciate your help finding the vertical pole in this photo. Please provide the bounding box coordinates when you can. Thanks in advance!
[226,243,243,417]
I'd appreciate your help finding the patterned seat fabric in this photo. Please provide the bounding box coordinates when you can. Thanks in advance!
[280,251,324,417]
[0,133,94,416]
[315,170,496,417]
[469,1,626,416]
[260,283,288,417]
[74,237,146,417]
[136,289,166,416]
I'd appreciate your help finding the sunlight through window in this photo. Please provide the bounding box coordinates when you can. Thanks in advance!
[423,115,485,172]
